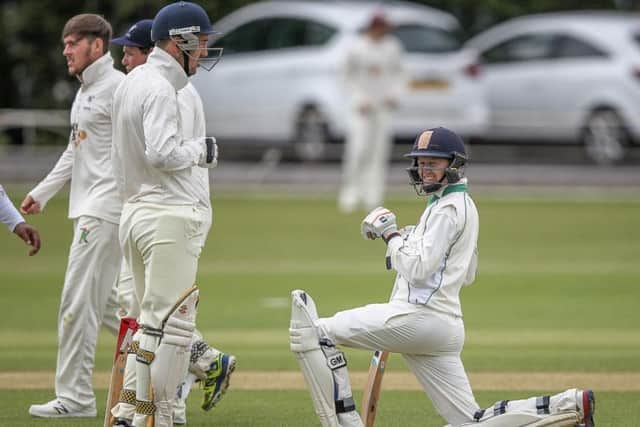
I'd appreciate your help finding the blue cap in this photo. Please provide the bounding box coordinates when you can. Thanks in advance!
[404,127,466,160]
[112,19,154,49]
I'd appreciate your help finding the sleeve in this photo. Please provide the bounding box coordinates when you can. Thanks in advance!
[463,245,478,286]
[142,91,205,172]
[386,207,458,286]
[0,185,25,232]
[28,142,74,210]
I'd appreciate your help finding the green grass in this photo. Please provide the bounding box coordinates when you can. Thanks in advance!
[1,390,639,426]
[1,190,639,424]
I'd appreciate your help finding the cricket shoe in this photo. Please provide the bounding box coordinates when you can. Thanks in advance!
[579,389,596,427]
[201,353,236,411]
[28,398,96,418]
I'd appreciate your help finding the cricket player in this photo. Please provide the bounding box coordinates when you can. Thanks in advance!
[108,18,234,426]
[22,14,123,418]
[111,3,233,426]
[290,127,595,427]
[0,184,41,255]
[338,12,406,213]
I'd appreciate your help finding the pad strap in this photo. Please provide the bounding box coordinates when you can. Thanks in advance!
[118,389,136,405]
[536,395,550,414]
[335,396,356,413]
[135,399,156,415]
[493,400,509,416]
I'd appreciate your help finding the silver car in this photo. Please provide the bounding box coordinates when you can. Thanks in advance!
[465,12,640,164]
[192,0,488,160]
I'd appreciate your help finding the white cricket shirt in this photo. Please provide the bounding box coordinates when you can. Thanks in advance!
[342,33,406,109]
[29,54,124,223]
[112,48,209,207]
[386,179,479,317]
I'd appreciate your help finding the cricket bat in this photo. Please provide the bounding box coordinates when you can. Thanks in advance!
[103,317,139,427]
[361,350,389,427]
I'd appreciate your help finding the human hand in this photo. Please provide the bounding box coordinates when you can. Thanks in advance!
[361,207,399,243]
[20,195,41,215]
[198,137,218,169]
[14,222,41,256]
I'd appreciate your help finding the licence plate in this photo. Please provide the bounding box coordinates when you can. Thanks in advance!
[410,79,450,90]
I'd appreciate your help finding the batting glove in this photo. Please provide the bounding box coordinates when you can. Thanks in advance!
[361,207,400,243]
[198,137,218,169]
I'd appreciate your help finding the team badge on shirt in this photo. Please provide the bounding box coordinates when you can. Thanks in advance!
[78,227,90,244]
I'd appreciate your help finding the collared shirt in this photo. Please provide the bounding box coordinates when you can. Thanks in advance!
[112,47,209,207]
[28,53,124,223]
[386,178,479,317]
[0,184,25,231]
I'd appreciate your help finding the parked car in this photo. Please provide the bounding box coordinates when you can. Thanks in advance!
[192,0,488,160]
[465,11,640,164]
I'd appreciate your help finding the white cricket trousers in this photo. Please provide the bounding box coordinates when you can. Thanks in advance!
[318,300,479,426]
[338,107,393,213]
[119,202,205,329]
[56,215,121,409]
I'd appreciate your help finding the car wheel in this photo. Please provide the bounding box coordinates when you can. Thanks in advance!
[294,107,328,162]
[582,109,628,164]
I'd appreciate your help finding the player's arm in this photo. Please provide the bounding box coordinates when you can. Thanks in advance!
[142,91,217,171]
[22,142,74,214]
[386,209,458,285]
[0,185,41,255]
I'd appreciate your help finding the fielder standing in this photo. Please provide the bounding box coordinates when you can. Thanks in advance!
[108,18,234,426]
[0,184,41,255]
[22,14,123,418]
[290,127,595,427]
[338,11,406,213]
[111,3,234,426]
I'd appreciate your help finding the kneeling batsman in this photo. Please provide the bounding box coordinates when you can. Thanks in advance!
[289,127,595,427]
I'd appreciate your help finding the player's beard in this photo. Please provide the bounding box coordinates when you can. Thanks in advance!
[68,45,94,77]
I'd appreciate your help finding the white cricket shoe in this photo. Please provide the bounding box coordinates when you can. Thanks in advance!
[28,398,97,418]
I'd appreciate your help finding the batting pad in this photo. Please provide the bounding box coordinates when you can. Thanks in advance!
[453,411,579,427]
[290,290,363,427]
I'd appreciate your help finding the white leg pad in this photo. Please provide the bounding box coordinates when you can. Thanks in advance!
[451,411,579,427]
[290,290,363,427]
[133,287,198,427]
[111,330,141,422]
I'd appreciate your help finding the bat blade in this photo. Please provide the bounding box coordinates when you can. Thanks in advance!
[361,350,389,427]
[103,317,138,427]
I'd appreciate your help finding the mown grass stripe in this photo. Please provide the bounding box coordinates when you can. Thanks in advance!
[1,371,638,391]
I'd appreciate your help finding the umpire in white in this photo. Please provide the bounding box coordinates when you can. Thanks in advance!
[23,14,123,418]
[111,2,220,426]
[290,127,595,427]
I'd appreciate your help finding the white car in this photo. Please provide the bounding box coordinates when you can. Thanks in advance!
[192,0,488,160]
[465,12,640,164]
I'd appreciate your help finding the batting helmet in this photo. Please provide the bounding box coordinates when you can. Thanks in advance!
[151,1,214,42]
[404,127,467,195]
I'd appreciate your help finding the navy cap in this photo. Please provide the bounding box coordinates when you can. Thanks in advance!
[112,19,153,49]
[404,127,466,160]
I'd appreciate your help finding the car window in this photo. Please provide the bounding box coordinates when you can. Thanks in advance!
[214,17,336,54]
[392,24,461,53]
[552,35,607,58]
[481,33,555,64]
[212,19,271,54]
[265,18,336,50]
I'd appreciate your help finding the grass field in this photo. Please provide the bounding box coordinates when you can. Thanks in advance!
[1,187,639,426]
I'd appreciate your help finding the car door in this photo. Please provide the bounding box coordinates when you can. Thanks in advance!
[192,18,271,139]
[478,32,558,139]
